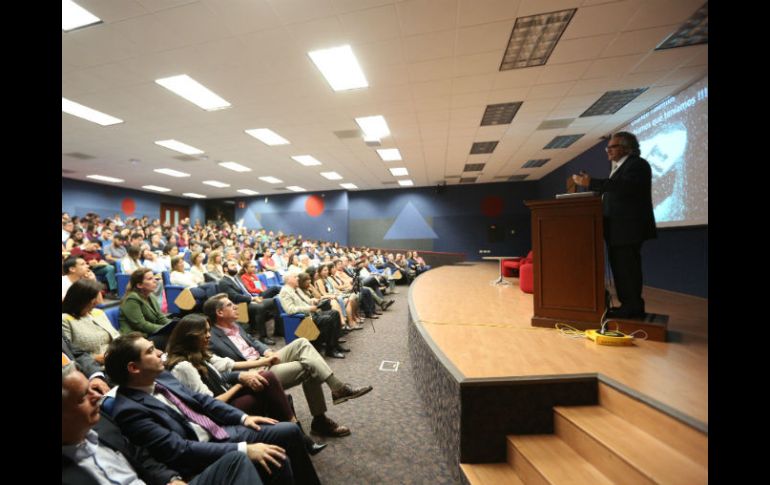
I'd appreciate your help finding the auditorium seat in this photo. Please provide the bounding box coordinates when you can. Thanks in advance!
[519,262,533,294]
[502,250,533,277]
[103,305,120,330]
[274,297,304,345]
[165,285,185,315]
[116,273,130,297]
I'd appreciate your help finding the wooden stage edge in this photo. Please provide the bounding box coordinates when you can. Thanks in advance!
[407,263,708,432]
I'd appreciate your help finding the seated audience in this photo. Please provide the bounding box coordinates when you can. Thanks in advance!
[62,279,120,365]
[169,256,198,288]
[71,240,118,297]
[119,268,170,335]
[219,260,279,345]
[62,256,97,301]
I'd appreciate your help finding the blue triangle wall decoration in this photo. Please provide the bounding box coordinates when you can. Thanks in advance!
[384,201,438,239]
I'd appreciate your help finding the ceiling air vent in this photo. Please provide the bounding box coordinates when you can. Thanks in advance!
[481,102,522,126]
[522,159,550,168]
[63,152,95,160]
[173,155,200,162]
[463,163,486,172]
[537,118,574,130]
[460,177,477,183]
[470,141,499,154]
[544,134,584,149]
[334,129,363,139]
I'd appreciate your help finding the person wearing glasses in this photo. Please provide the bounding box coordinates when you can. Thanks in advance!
[572,131,657,319]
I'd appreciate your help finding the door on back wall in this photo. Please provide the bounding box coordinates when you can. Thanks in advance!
[160,203,190,228]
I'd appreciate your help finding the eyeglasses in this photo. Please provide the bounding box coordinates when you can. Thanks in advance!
[604,144,623,152]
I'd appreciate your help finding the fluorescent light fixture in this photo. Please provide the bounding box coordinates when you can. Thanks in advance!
[62,98,123,126]
[142,185,171,192]
[500,9,576,70]
[183,193,207,199]
[308,44,368,91]
[154,139,204,155]
[219,161,251,172]
[62,0,102,31]
[398,179,414,187]
[340,183,358,190]
[237,189,259,195]
[291,155,322,166]
[377,148,402,161]
[86,174,124,183]
[259,176,283,184]
[155,74,230,111]
[389,167,409,177]
[320,171,343,180]
[286,186,306,192]
[355,115,390,139]
[203,180,230,188]
[154,168,191,178]
[245,128,290,146]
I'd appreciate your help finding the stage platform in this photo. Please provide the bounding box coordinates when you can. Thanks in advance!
[407,262,707,478]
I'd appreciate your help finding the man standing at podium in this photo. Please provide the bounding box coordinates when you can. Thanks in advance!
[572,132,657,318]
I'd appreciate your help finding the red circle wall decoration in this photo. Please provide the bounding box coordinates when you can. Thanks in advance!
[305,195,325,217]
[481,196,503,217]
[121,198,136,216]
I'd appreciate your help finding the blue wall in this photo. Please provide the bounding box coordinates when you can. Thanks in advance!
[62,178,205,224]
[235,191,349,244]
[537,140,708,298]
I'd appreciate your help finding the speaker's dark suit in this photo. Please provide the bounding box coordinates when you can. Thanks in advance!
[589,154,657,314]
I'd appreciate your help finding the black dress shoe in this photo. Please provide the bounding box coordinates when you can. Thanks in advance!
[259,337,276,345]
[308,442,328,455]
[383,300,395,310]
[325,350,345,359]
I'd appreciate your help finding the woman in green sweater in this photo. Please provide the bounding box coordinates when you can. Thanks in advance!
[118,267,170,335]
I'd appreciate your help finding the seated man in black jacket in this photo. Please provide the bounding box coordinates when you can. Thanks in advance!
[62,363,262,485]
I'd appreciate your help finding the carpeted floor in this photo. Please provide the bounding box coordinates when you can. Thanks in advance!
[273,288,459,485]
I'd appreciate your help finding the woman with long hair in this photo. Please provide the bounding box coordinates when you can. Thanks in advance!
[315,263,362,330]
[188,251,206,286]
[164,315,327,455]
[205,250,225,281]
[118,267,170,335]
[62,279,120,364]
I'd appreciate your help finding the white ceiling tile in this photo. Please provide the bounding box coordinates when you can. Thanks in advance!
[537,61,591,84]
[287,16,349,52]
[656,66,707,88]
[417,110,451,124]
[403,30,456,63]
[412,80,453,99]
[516,0,582,17]
[150,2,233,46]
[476,125,508,139]
[266,0,336,25]
[201,0,282,36]
[340,5,401,43]
[455,20,512,57]
[680,45,707,67]
[453,51,501,77]
[549,34,616,64]
[408,58,455,82]
[396,0,458,36]
[601,25,680,58]
[355,39,405,68]
[562,0,643,40]
[239,28,302,62]
[487,87,530,104]
[616,70,668,89]
[492,67,544,89]
[452,74,496,95]
[415,96,452,112]
[76,0,149,22]
[630,47,703,74]
[457,0,521,27]
[450,92,488,109]
[367,64,411,87]
[582,54,645,79]
[331,0,395,14]
[527,81,575,99]
[568,77,617,97]
[629,0,704,30]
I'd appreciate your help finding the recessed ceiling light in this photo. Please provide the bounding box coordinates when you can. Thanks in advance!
[155,74,230,111]
[86,174,124,183]
[62,98,123,126]
[320,171,343,180]
[245,128,290,146]
[377,148,402,161]
[259,176,283,184]
[219,161,251,172]
[340,183,358,190]
[154,168,191,178]
[142,185,171,192]
[389,167,409,177]
[286,186,306,192]
[237,189,259,195]
[291,155,322,166]
[544,134,584,149]
[308,44,368,92]
[154,139,204,155]
[355,115,390,139]
[62,0,102,31]
[183,193,207,199]
[398,179,414,187]
[202,180,230,188]
[500,9,576,70]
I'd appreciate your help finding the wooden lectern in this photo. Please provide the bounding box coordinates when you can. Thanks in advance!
[525,196,606,329]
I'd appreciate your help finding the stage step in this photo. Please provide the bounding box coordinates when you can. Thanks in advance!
[460,463,524,485]
[507,434,613,485]
[554,406,707,485]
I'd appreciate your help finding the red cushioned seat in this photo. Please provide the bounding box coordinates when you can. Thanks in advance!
[501,250,533,277]
[519,262,533,294]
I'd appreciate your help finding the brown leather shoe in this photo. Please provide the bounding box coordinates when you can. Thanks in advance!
[310,415,351,437]
[331,384,373,405]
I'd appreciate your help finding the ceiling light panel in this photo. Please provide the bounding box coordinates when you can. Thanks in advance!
[398,180,414,186]
[656,3,708,50]
[291,155,322,166]
[308,45,368,92]
[286,186,306,192]
[142,185,171,192]
[183,193,207,198]
[340,183,358,189]
[154,168,191,178]
[522,159,550,168]
[202,180,230,188]
[377,148,402,161]
[320,172,343,180]
[544,134,584,149]
[86,175,124,183]
[62,0,102,31]
[245,129,290,146]
[470,141,499,154]
[237,189,259,195]
[219,161,251,172]
[580,88,648,117]
[481,102,523,126]
[155,75,231,111]
[460,177,477,183]
[500,9,576,70]
[355,115,390,139]
[154,139,204,155]
[464,163,486,172]
[62,98,123,126]
[259,176,283,184]
[389,167,409,177]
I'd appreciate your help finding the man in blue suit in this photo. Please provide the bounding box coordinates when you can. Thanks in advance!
[104,333,320,484]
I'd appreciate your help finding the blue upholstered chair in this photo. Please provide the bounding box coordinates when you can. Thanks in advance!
[274,297,305,345]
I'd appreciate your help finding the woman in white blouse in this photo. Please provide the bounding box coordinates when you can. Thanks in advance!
[62,279,120,364]
[188,251,207,286]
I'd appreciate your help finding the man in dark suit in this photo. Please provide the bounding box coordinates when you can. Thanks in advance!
[103,333,320,484]
[62,364,262,485]
[573,131,657,318]
[218,259,279,345]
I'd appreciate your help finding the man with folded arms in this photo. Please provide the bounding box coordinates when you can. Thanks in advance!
[204,293,372,438]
